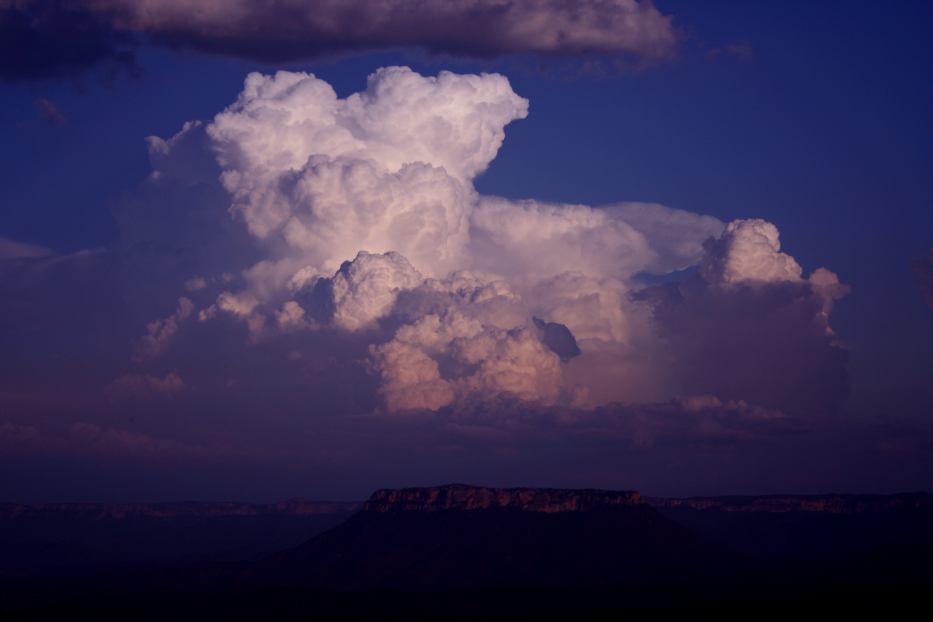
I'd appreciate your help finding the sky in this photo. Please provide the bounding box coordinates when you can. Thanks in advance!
[1,0,931,502]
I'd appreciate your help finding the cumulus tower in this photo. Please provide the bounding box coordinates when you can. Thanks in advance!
[207,66,530,278]
[142,65,848,417]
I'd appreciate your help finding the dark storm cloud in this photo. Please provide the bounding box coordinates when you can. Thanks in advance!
[640,275,850,416]
[0,0,677,81]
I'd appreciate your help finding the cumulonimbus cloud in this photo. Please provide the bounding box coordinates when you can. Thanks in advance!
[1,0,678,81]
[138,65,850,418]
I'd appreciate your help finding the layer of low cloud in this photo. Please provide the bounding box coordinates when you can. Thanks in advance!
[105,370,185,400]
[0,419,222,461]
[1,0,678,81]
[0,236,52,259]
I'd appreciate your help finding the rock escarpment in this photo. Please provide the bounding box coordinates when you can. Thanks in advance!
[363,484,642,513]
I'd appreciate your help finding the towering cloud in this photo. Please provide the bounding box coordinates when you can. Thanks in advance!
[699,219,803,285]
[206,67,527,277]
[1,0,678,81]
[136,65,849,420]
[642,222,851,415]
[326,251,423,332]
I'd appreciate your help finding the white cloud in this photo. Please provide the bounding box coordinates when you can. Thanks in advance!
[371,274,562,412]
[135,297,194,360]
[470,197,654,280]
[700,218,803,285]
[329,251,423,331]
[206,67,526,278]
[275,300,313,331]
[142,67,848,416]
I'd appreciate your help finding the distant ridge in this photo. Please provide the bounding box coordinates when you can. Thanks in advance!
[364,483,641,513]
[0,500,361,521]
[645,492,933,514]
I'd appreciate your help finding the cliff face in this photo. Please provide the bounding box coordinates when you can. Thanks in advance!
[363,484,642,513]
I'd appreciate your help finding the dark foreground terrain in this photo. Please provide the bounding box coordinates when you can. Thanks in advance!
[1,485,931,617]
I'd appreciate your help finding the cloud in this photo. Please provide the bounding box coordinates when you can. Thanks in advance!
[68,422,209,458]
[180,68,731,415]
[0,418,253,463]
[470,197,654,280]
[5,58,906,499]
[206,67,526,278]
[0,63,853,480]
[104,370,185,400]
[640,226,851,415]
[410,391,797,451]
[106,0,678,60]
[583,395,794,448]
[0,421,39,444]
[370,270,564,411]
[913,248,933,309]
[0,236,52,259]
[699,218,803,285]
[126,66,850,421]
[1,0,678,81]
[184,276,207,292]
[533,317,581,362]
[470,198,724,281]
[135,297,194,360]
[325,251,424,331]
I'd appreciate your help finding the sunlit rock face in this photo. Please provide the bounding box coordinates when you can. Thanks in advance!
[363,484,642,513]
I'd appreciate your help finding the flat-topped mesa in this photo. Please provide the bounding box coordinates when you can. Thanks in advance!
[363,484,642,513]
